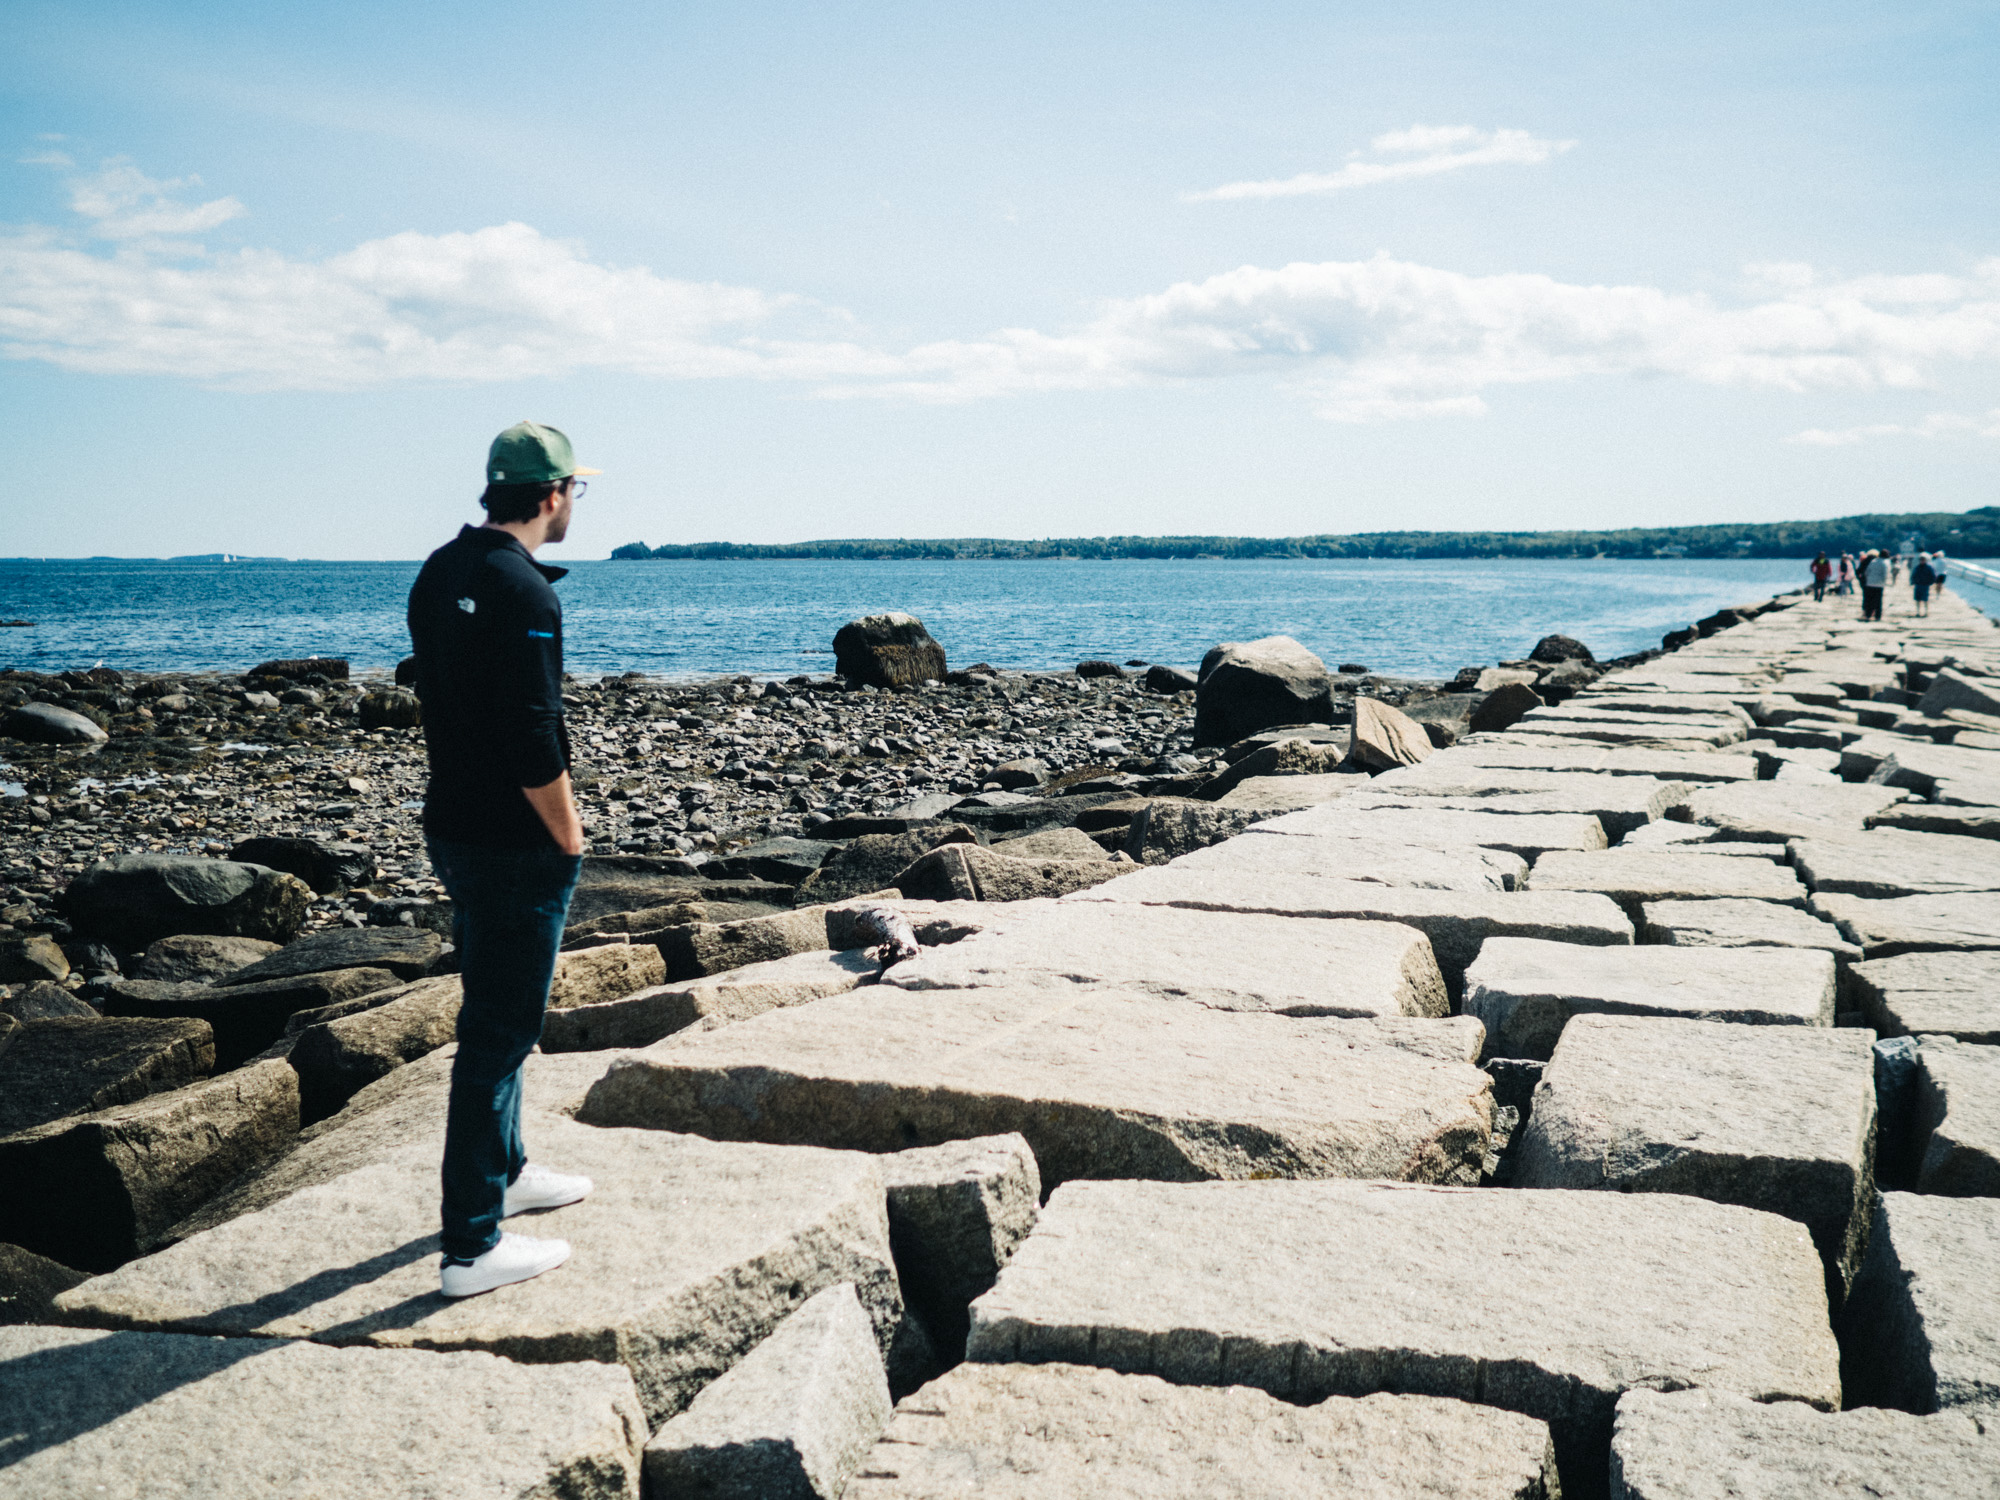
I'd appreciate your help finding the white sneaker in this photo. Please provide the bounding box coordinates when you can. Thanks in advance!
[439,1232,571,1298]
[503,1162,593,1217]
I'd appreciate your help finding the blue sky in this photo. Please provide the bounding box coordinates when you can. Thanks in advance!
[4,1,1998,560]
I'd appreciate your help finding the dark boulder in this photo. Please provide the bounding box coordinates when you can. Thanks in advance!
[229,836,377,895]
[0,1015,214,1139]
[60,855,313,950]
[107,968,402,1070]
[703,838,837,886]
[394,655,419,687]
[0,932,70,985]
[2,983,97,1022]
[1696,607,1750,638]
[133,934,282,984]
[1528,635,1595,665]
[1661,625,1699,651]
[1192,636,1335,749]
[248,657,349,681]
[794,826,981,906]
[0,1242,88,1324]
[833,613,947,688]
[357,690,422,729]
[1075,661,1126,679]
[1143,664,1198,694]
[1469,681,1545,734]
[2,703,107,745]
[988,759,1049,791]
[215,927,443,987]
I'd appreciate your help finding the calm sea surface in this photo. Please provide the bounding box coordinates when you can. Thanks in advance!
[2,556,1993,681]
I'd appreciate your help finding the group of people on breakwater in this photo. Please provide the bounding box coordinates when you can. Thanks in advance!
[1811,548,1948,619]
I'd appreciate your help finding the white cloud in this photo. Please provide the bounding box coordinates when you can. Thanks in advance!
[66,162,246,239]
[1188,125,1575,202]
[16,150,73,168]
[1790,408,2000,446]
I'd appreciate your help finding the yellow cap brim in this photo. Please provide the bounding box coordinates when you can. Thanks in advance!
[572,465,602,476]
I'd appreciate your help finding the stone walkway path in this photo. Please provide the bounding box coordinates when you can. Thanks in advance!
[7,589,2000,1498]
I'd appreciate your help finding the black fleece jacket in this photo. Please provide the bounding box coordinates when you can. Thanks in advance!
[407,526,572,850]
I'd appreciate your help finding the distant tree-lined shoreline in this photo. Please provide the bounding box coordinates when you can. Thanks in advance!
[612,507,1999,562]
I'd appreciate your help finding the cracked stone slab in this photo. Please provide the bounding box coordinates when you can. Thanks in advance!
[1341,781,1678,839]
[645,1281,891,1500]
[1514,1015,1878,1291]
[1250,803,1610,860]
[1811,893,2000,959]
[0,1324,645,1500]
[1868,803,2000,840]
[1529,850,1807,921]
[1638,898,1862,969]
[1914,1040,2000,1197]
[1609,1387,2000,1500]
[879,900,1449,1018]
[1678,781,1910,842]
[880,1135,1040,1356]
[543,949,880,1052]
[1790,829,2000,899]
[1852,952,2000,1043]
[1073,870,1630,993]
[849,1363,1558,1500]
[578,986,1492,1189]
[1211,772,1367,813]
[1462,937,1835,1060]
[1442,743,1758,783]
[54,1113,906,1427]
[1842,1192,2000,1414]
[1170,830,1527,891]
[965,1178,1837,1492]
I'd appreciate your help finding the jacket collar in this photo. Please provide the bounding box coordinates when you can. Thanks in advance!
[456,524,568,582]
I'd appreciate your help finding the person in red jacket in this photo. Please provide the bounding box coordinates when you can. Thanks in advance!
[1810,552,1832,602]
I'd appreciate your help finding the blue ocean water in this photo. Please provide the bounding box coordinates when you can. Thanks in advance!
[0,555,1991,681]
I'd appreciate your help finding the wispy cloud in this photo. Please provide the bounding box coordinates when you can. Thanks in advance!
[1187,125,1575,202]
[17,150,73,168]
[65,161,246,239]
[1790,408,2000,446]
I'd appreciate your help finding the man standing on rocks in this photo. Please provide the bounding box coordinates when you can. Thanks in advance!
[408,421,599,1298]
[1860,549,1889,622]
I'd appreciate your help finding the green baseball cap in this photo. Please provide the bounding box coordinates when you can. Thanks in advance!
[486,420,602,484]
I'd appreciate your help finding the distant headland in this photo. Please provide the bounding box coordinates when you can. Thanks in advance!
[612,506,1999,562]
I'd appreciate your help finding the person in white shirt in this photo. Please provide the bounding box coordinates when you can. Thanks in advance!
[1860,550,1889,621]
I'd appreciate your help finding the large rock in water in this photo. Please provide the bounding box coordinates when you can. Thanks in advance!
[834,613,947,688]
[966,1178,1838,1494]
[0,1325,645,1499]
[1610,1387,2000,1500]
[2,701,107,744]
[60,854,313,949]
[579,987,1492,1189]
[850,1363,1559,1500]
[1192,636,1334,748]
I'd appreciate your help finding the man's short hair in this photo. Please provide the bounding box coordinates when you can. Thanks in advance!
[480,479,562,526]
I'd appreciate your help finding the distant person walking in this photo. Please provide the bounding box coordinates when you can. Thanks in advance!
[408,420,600,1299]
[1861,549,1889,621]
[1912,553,1938,616]
[1810,552,1832,602]
[1837,552,1856,595]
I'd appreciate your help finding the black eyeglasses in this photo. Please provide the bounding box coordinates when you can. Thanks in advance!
[567,479,588,499]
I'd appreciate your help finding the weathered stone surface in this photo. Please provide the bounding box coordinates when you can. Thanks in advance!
[544,949,879,1052]
[132,933,281,983]
[1212,772,1365,812]
[1515,1015,1877,1290]
[1255,803,1608,860]
[1350,696,1434,770]
[893,843,1123,903]
[1791,828,2000,899]
[55,1116,906,1427]
[0,1324,645,1498]
[0,930,68,983]
[1198,736,1351,800]
[658,905,842,981]
[851,1363,1558,1500]
[990,825,1110,862]
[1811,892,2000,959]
[1639,897,1862,967]
[1172,830,1527,891]
[1,981,95,1020]
[1469,679,1545,734]
[1193,635,1335,748]
[645,1281,891,1500]
[0,1016,214,1138]
[0,1059,299,1270]
[1867,740,2000,798]
[1842,1192,2000,1413]
[880,1134,1040,1356]
[883,901,1449,1018]
[1076,872,1631,993]
[217,925,443,986]
[0,1242,87,1324]
[580,987,1492,1189]
[545,941,666,1009]
[3,701,107,743]
[59,853,313,949]
[793,826,978,906]
[1609,1386,2000,1500]
[1868,802,2000,840]
[966,1179,1838,1491]
[1678,781,1909,842]
[1913,1040,2000,1197]
[106,966,401,1070]
[835,612,947,688]
[1852,951,2000,1042]
[1353,770,1682,838]
[1917,666,2000,720]
[1497,716,1745,749]
[286,975,461,1122]
[1119,800,1260,864]
[228,835,377,895]
[357,688,422,729]
[1529,850,1807,920]
[1463,938,1835,1059]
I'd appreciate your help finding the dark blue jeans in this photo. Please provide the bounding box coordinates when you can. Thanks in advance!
[427,837,583,1261]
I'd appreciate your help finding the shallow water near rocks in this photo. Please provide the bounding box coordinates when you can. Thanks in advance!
[0,556,1847,679]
